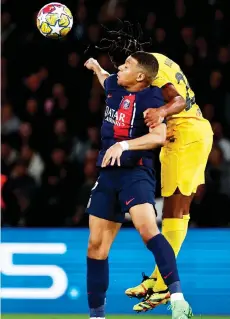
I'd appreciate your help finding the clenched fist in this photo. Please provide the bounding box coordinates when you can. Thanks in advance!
[84,58,100,73]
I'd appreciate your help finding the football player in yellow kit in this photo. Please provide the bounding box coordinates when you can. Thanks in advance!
[95,21,213,312]
[126,52,213,312]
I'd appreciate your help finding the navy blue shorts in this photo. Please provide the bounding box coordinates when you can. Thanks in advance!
[86,166,156,223]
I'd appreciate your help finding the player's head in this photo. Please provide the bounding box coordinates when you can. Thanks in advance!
[117,51,159,88]
[96,20,151,69]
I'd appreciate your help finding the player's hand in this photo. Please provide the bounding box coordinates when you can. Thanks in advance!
[102,143,123,167]
[84,58,100,73]
[144,108,166,128]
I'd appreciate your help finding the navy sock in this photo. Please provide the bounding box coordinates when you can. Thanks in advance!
[147,234,182,294]
[87,257,109,317]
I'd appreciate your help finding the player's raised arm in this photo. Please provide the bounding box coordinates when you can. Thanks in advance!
[84,58,110,88]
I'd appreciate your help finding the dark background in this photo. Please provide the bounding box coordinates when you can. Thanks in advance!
[1,0,230,228]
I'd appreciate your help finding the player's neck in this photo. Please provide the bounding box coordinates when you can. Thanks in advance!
[124,82,150,93]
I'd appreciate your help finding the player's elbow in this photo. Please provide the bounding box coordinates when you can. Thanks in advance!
[150,123,166,146]
[156,131,166,145]
[176,96,186,111]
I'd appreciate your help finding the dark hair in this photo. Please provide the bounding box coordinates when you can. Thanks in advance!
[131,51,159,83]
[95,20,151,68]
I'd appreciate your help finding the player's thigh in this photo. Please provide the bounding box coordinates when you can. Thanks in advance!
[129,203,158,243]
[119,167,156,213]
[178,137,213,194]
[161,137,213,218]
[160,144,180,197]
[86,171,122,223]
[190,136,213,190]
[86,171,122,258]
[88,214,121,259]
[119,167,158,243]
[160,137,213,197]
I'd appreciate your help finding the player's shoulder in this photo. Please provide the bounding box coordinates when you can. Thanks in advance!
[151,52,167,64]
[104,73,119,91]
[137,85,163,109]
[151,52,180,70]
[137,85,162,97]
[149,85,164,100]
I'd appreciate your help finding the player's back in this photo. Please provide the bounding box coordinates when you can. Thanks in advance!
[151,53,213,142]
[152,53,202,119]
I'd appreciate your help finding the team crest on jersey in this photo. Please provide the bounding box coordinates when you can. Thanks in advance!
[123,99,130,109]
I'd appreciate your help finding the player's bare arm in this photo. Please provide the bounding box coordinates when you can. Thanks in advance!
[102,123,166,167]
[145,84,186,128]
[84,58,110,88]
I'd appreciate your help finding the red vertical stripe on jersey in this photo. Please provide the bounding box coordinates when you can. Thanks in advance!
[114,95,136,139]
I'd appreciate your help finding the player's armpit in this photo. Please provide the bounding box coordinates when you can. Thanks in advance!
[162,83,180,101]
[161,84,186,116]
[127,123,166,151]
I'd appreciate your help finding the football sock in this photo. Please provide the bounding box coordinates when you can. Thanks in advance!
[182,214,190,241]
[87,257,108,318]
[147,234,182,295]
[170,292,184,302]
[151,218,185,292]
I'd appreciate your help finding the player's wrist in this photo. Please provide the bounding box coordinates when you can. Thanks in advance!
[159,107,168,118]
[93,65,100,74]
[118,141,129,151]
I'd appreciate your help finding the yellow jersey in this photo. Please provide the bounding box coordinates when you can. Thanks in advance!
[152,53,204,121]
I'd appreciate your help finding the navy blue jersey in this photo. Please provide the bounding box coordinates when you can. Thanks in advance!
[96,74,164,168]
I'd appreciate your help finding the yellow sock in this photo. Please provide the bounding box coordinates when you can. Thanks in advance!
[150,215,190,281]
[182,214,190,241]
[150,215,190,279]
[151,218,185,292]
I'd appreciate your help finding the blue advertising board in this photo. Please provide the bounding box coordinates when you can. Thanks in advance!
[1,228,230,315]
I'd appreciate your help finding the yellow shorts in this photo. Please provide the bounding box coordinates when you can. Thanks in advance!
[160,119,213,197]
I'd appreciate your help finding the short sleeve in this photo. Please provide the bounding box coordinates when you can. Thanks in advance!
[104,77,109,92]
[104,74,118,93]
[152,76,172,88]
[151,87,167,125]
[151,86,164,108]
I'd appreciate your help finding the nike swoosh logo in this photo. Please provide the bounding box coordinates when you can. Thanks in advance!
[126,198,135,205]
[163,271,173,279]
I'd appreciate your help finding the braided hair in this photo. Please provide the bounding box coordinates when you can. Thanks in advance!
[95,20,152,68]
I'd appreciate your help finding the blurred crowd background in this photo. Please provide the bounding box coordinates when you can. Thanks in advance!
[1,0,230,228]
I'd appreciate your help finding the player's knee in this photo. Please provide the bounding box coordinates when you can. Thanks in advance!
[163,193,192,219]
[137,224,159,244]
[163,206,184,219]
[87,234,110,259]
[130,204,159,243]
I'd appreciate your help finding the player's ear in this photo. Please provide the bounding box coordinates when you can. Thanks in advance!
[136,72,145,82]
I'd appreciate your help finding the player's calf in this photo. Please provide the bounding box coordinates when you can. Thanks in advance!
[129,203,192,316]
[87,215,121,319]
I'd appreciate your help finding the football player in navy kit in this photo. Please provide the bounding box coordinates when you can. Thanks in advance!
[84,51,192,319]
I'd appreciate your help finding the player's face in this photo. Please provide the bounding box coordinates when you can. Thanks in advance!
[117,57,144,87]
